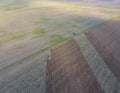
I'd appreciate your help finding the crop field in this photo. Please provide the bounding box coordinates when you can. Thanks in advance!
[0,0,120,93]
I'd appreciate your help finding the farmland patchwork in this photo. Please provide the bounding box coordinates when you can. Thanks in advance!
[0,1,120,93]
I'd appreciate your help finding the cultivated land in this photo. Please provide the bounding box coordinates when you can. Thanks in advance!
[76,34,120,93]
[86,18,120,83]
[47,39,103,93]
[0,0,120,93]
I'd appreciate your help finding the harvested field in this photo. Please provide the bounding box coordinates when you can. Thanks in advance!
[46,39,103,93]
[86,18,120,82]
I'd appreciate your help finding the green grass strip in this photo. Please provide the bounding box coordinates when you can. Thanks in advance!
[0,34,26,46]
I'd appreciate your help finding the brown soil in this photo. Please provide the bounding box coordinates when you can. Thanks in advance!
[46,39,103,93]
[86,18,120,82]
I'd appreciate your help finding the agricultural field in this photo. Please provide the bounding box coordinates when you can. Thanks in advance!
[47,39,103,93]
[0,0,120,93]
[86,18,120,83]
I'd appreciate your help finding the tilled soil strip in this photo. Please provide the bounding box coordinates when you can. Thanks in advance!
[86,19,120,82]
[46,39,103,93]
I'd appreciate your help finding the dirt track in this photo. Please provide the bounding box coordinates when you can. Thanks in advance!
[86,18,120,82]
[46,39,103,93]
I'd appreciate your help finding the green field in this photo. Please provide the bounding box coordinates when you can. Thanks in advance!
[0,1,120,93]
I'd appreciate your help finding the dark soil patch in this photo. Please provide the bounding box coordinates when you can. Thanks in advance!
[86,18,120,82]
[46,39,103,93]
